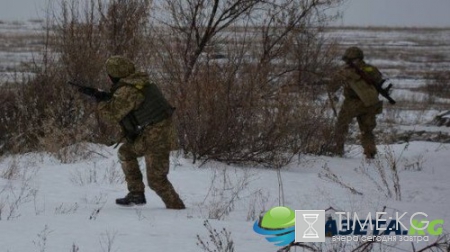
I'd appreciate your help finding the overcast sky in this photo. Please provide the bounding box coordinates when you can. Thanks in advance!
[338,0,450,27]
[1,0,450,27]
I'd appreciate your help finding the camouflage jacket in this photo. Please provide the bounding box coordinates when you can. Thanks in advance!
[98,72,147,124]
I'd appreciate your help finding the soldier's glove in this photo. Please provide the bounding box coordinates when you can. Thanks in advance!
[92,89,112,102]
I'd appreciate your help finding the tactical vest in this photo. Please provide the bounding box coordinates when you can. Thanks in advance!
[116,82,175,142]
[133,82,174,126]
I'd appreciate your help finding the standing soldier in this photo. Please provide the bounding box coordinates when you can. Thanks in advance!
[328,47,384,159]
[98,55,185,209]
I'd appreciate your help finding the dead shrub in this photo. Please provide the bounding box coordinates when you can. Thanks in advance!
[0,62,99,154]
[151,0,342,165]
[166,49,336,165]
[0,0,151,155]
[424,70,450,102]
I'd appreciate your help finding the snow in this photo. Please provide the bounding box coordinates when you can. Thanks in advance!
[0,140,449,252]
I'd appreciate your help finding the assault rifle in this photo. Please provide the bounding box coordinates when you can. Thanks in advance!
[347,61,396,105]
[67,81,112,102]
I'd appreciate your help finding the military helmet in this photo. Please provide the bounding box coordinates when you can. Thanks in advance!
[342,46,364,61]
[105,56,136,78]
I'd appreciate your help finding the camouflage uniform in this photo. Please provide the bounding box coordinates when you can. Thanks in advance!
[98,56,185,209]
[329,47,383,159]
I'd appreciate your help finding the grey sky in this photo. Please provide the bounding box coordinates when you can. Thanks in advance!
[338,0,450,27]
[0,0,49,21]
[1,0,450,27]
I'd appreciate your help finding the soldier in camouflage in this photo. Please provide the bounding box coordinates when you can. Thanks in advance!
[328,47,384,159]
[98,55,185,209]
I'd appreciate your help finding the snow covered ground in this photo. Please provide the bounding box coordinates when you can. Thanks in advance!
[0,141,449,252]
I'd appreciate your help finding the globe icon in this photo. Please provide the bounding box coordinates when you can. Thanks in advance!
[253,206,296,246]
[261,206,296,229]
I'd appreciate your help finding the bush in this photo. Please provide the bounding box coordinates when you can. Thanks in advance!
[425,70,450,101]
[152,0,342,165]
[0,0,151,155]
[1,0,343,167]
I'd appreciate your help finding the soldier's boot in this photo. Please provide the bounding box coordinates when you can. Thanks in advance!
[156,186,185,209]
[116,192,147,206]
[119,159,146,202]
[361,138,377,159]
[149,176,185,209]
[364,151,376,159]
[332,142,345,157]
[163,195,185,210]
[361,133,377,159]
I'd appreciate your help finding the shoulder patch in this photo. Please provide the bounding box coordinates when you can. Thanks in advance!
[363,66,374,72]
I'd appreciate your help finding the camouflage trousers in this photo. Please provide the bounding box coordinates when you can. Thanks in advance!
[117,118,184,209]
[333,99,382,158]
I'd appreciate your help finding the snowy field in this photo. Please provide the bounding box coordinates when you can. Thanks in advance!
[1,21,450,252]
[0,142,449,251]
[0,20,44,83]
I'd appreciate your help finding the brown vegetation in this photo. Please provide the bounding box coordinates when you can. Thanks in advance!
[0,0,344,166]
